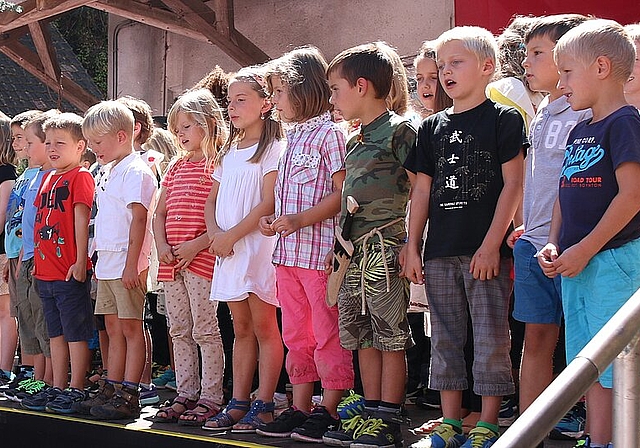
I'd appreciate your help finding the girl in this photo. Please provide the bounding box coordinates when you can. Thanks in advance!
[152,89,227,426]
[255,47,353,443]
[203,67,285,433]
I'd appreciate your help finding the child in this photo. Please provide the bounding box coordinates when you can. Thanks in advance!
[203,68,286,433]
[78,101,157,420]
[81,148,97,170]
[27,113,96,413]
[254,47,353,442]
[538,19,640,448]
[152,88,227,426]
[323,43,416,448]
[404,26,526,447]
[513,13,590,441]
[624,23,640,108]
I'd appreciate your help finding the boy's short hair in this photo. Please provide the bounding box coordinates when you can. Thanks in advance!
[24,109,59,142]
[625,23,640,44]
[525,14,590,44]
[116,96,154,144]
[10,110,42,129]
[83,101,135,140]
[554,19,636,84]
[82,148,97,165]
[43,112,85,143]
[327,43,394,99]
[435,26,498,75]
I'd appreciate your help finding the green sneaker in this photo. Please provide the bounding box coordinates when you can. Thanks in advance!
[411,423,466,448]
[323,413,370,446]
[460,426,499,447]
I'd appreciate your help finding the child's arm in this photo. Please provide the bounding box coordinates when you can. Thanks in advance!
[403,172,431,284]
[550,162,640,277]
[270,170,345,237]
[537,197,562,277]
[122,203,147,289]
[152,187,176,266]
[210,171,279,257]
[67,203,90,282]
[204,180,225,252]
[470,152,524,280]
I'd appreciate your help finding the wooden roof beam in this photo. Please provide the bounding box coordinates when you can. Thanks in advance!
[27,20,61,80]
[0,0,92,32]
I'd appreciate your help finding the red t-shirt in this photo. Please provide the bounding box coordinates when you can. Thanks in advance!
[33,166,95,281]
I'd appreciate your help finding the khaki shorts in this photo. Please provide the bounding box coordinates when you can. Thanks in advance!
[0,254,10,296]
[95,272,147,319]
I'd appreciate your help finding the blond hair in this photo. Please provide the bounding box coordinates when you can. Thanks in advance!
[141,128,179,174]
[554,19,635,83]
[624,23,640,45]
[435,26,499,75]
[0,115,15,165]
[83,101,135,140]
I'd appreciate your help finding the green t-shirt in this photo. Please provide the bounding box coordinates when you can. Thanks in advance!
[340,111,416,241]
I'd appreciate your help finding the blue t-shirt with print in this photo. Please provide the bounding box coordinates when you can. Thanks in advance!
[5,167,39,259]
[559,105,640,251]
[21,168,52,261]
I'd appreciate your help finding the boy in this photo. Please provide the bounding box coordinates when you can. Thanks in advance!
[77,101,157,420]
[538,19,640,448]
[623,23,640,108]
[323,43,416,448]
[404,26,525,447]
[27,113,95,414]
[514,13,590,441]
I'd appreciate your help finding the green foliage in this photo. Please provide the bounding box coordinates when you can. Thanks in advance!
[0,1,23,13]
[53,6,108,96]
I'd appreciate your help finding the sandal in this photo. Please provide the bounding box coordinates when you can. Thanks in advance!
[153,396,198,423]
[202,397,251,431]
[232,399,275,433]
[178,398,222,426]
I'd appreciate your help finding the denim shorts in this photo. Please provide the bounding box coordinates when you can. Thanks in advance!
[37,274,95,342]
[513,238,563,325]
[562,238,640,388]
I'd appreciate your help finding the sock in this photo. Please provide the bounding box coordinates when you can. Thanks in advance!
[378,402,401,416]
[364,399,380,411]
[477,420,500,434]
[442,418,463,432]
[122,380,139,391]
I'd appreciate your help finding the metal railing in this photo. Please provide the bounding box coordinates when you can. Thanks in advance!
[493,287,640,447]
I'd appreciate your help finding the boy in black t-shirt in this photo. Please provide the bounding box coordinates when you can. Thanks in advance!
[404,26,526,447]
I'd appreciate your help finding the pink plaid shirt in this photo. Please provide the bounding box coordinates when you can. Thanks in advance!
[273,112,346,270]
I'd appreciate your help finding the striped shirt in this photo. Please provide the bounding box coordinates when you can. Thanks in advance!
[157,157,216,281]
[273,112,346,270]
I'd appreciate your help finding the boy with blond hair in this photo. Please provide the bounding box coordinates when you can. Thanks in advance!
[538,19,640,448]
[75,101,157,420]
[405,26,526,447]
[623,23,640,108]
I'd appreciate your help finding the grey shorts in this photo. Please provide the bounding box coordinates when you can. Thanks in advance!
[15,258,50,356]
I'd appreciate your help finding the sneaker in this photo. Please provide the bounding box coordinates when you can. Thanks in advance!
[10,379,49,403]
[255,406,309,438]
[73,380,116,415]
[90,384,141,420]
[573,436,612,448]
[46,388,87,414]
[290,405,340,443]
[550,401,586,440]
[337,390,365,420]
[139,383,160,405]
[0,370,12,387]
[323,413,370,447]
[351,412,404,448]
[498,396,518,427]
[416,388,442,410]
[152,368,175,389]
[412,423,466,448]
[165,380,177,391]
[460,426,499,447]
[21,386,62,411]
[0,366,34,400]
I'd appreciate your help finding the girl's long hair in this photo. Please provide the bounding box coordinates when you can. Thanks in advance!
[216,67,283,166]
[0,115,15,166]
[167,89,228,169]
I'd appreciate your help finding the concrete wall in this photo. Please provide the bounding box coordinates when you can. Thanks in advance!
[109,0,454,116]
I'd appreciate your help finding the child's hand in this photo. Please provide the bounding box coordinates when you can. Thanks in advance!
[173,240,200,271]
[470,245,500,280]
[403,246,425,285]
[537,243,559,278]
[157,242,176,265]
[324,251,334,275]
[507,225,524,249]
[551,243,593,278]
[209,231,235,258]
[259,215,276,237]
[122,265,141,290]
[271,213,303,237]
[2,260,8,283]
[66,263,87,283]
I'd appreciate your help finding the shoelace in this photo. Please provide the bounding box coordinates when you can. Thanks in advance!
[24,380,47,393]
[338,391,363,409]
[342,415,368,435]
[354,418,387,437]
[467,428,497,448]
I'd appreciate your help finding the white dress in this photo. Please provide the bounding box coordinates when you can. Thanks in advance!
[210,140,285,305]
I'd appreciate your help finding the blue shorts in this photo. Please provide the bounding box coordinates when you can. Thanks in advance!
[513,238,563,325]
[562,238,640,388]
[37,274,95,342]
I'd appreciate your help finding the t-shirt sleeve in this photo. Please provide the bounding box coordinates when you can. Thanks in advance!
[0,164,17,185]
[72,169,96,210]
[497,106,528,163]
[262,139,285,175]
[212,163,223,182]
[610,112,640,168]
[160,158,179,189]
[124,165,158,210]
[392,121,417,168]
[405,118,435,176]
[320,126,346,176]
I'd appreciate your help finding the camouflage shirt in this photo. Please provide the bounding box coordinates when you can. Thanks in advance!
[340,111,416,241]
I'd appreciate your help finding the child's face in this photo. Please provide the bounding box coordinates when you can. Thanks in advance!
[624,42,640,100]
[270,76,295,123]
[227,80,268,131]
[328,70,361,122]
[522,35,561,95]
[10,124,27,160]
[415,57,439,113]
[45,128,84,173]
[173,111,205,154]
[24,125,47,166]
[87,130,130,165]
[437,40,492,105]
[556,53,594,112]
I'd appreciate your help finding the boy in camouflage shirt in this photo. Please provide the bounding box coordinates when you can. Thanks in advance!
[324,43,416,448]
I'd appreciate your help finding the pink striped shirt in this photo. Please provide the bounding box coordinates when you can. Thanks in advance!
[158,158,216,281]
[273,112,346,270]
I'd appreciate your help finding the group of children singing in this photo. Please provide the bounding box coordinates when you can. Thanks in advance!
[1,13,640,448]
